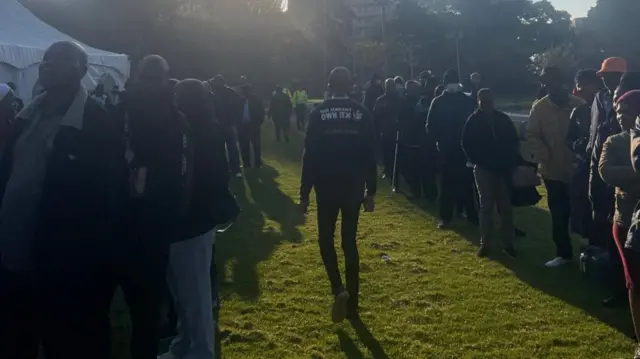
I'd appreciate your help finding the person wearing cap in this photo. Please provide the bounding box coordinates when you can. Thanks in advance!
[601,90,640,359]
[299,67,377,323]
[566,69,604,240]
[427,69,478,229]
[527,66,585,268]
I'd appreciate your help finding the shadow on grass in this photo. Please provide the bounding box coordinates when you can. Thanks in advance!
[403,194,635,338]
[337,318,390,359]
[216,163,304,301]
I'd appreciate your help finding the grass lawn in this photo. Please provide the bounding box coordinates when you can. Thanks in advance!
[111,122,636,359]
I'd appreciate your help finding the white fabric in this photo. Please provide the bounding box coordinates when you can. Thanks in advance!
[0,83,10,102]
[0,0,130,101]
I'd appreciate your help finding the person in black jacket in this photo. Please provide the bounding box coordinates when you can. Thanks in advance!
[427,69,478,229]
[566,69,603,241]
[0,41,125,359]
[269,85,293,143]
[462,89,519,257]
[299,67,377,323]
[158,79,231,359]
[237,84,265,169]
[363,73,384,114]
[119,55,193,359]
[374,78,403,183]
[211,75,243,178]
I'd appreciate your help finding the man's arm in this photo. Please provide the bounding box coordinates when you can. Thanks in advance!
[300,109,319,202]
[461,114,480,165]
[426,98,440,141]
[525,102,550,164]
[600,136,639,186]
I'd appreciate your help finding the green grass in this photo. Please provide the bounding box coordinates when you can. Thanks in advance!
[112,123,636,359]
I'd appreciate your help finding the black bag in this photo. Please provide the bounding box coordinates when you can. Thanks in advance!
[580,245,611,284]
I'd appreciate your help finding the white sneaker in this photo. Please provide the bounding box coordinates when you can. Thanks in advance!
[235,172,243,179]
[545,257,570,268]
[158,352,181,359]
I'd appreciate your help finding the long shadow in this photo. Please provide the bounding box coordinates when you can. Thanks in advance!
[215,163,303,301]
[349,318,390,359]
[403,193,634,337]
[336,330,366,359]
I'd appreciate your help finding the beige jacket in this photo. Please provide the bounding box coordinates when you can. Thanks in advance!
[526,95,585,183]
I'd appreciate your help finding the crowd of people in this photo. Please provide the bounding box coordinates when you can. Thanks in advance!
[4,37,640,359]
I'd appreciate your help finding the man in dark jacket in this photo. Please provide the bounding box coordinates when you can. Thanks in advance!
[374,78,403,183]
[587,58,627,306]
[269,85,293,143]
[566,69,603,241]
[238,84,265,169]
[0,41,124,359]
[159,79,231,359]
[211,75,243,178]
[462,89,519,257]
[300,67,377,323]
[363,73,384,114]
[427,70,478,229]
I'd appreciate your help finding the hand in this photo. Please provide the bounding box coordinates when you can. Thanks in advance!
[363,196,375,213]
[299,199,310,214]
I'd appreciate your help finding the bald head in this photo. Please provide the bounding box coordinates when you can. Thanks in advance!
[384,78,395,94]
[328,67,352,95]
[39,41,88,92]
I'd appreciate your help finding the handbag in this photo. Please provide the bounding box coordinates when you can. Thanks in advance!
[512,165,541,188]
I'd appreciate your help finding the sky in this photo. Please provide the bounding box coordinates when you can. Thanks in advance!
[550,0,597,18]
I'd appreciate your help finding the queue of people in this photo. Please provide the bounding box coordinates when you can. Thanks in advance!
[0,41,242,359]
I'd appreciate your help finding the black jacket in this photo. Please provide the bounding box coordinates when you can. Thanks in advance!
[182,108,231,239]
[399,96,426,147]
[427,91,476,163]
[462,110,520,173]
[212,86,242,128]
[373,93,403,138]
[239,94,265,128]
[0,97,126,246]
[300,98,377,202]
[363,83,384,114]
[269,92,293,121]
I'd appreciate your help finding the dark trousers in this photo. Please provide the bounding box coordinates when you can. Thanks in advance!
[0,266,38,359]
[273,116,290,142]
[238,124,262,168]
[544,179,573,259]
[317,195,362,312]
[440,162,477,223]
[403,147,437,200]
[222,125,241,173]
[381,135,398,181]
[295,104,307,130]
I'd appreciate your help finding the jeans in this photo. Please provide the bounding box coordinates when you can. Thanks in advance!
[440,162,477,223]
[237,124,262,168]
[474,167,514,248]
[544,179,573,259]
[222,126,241,173]
[166,231,216,359]
[317,195,362,312]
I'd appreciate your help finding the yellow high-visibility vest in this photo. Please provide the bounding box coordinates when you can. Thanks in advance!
[292,90,308,106]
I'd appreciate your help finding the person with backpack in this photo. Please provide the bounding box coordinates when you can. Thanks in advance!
[158,79,237,359]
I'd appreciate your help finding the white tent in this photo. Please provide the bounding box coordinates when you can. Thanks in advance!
[0,0,130,101]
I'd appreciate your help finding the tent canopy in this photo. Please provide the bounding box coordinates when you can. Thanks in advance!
[0,0,130,100]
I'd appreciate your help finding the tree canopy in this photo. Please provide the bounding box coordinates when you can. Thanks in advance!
[19,0,640,95]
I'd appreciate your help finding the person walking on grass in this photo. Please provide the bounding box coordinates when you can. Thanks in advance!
[269,85,293,143]
[427,69,478,229]
[237,84,264,169]
[299,67,377,323]
[462,89,519,258]
[293,86,309,130]
[374,78,403,184]
[527,66,585,268]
